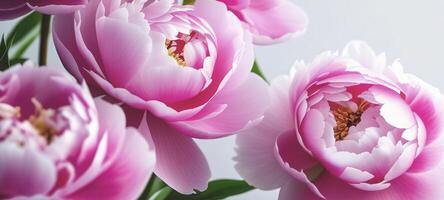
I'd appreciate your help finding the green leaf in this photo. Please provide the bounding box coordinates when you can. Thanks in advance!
[251,61,268,82]
[0,35,11,70]
[149,187,173,200]
[163,179,255,200]
[7,12,41,47]
[12,29,39,59]
[139,175,167,200]
[10,58,27,66]
[183,0,195,5]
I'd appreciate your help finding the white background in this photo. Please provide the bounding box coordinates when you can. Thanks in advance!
[1,0,444,199]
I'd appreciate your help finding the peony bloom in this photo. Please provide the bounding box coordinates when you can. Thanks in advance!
[235,41,444,199]
[0,0,87,20]
[53,0,269,194]
[0,63,155,199]
[217,0,308,45]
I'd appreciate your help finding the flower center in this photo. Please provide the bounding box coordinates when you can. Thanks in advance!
[28,98,57,144]
[333,101,369,141]
[165,31,198,67]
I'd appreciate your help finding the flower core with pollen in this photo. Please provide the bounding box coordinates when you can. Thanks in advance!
[165,32,199,67]
[28,98,58,144]
[164,30,210,69]
[333,101,369,141]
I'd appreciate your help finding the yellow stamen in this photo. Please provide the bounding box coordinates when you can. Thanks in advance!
[333,101,368,141]
[168,48,187,67]
[28,98,57,144]
[165,40,187,67]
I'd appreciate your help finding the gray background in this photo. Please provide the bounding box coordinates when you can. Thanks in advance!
[1,0,444,199]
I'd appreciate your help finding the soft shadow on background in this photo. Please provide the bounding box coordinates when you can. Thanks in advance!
[1,1,444,199]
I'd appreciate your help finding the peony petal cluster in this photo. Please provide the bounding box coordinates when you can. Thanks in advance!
[0,0,87,20]
[0,63,155,199]
[217,0,308,45]
[53,0,269,194]
[235,41,444,199]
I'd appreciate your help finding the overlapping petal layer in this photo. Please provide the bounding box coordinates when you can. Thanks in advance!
[235,41,444,199]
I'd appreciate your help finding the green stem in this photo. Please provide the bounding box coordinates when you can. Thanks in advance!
[138,174,166,200]
[183,0,195,5]
[38,14,51,66]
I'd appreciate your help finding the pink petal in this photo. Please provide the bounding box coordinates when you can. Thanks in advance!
[96,16,152,87]
[342,41,386,71]
[235,128,293,190]
[172,74,269,138]
[146,114,210,194]
[384,143,417,181]
[53,13,103,91]
[142,0,174,19]
[241,0,308,45]
[408,136,444,173]
[278,180,307,200]
[0,144,56,196]
[298,165,444,200]
[275,131,318,172]
[87,71,206,121]
[299,109,326,156]
[405,77,444,145]
[368,86,415,129]
[339,167,374,184]
[193,0,246,82]
[125,66,206,104]
[218,0,250,10]
[66,128,154,200]
[234,76,297,190]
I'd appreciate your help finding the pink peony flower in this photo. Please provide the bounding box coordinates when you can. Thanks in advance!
[217,0,308,45]
[0,0,87,20]
[235,41,444,199]
[53,0,269,194]
[0,63,155,199]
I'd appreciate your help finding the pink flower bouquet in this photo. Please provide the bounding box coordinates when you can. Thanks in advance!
[0,0,443,199]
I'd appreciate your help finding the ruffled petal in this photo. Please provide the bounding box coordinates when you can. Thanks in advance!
[235,76,298,190]
[66,128,154,200]
[146,114,210,194]
[241,0,308,44]
[172,73,269,138]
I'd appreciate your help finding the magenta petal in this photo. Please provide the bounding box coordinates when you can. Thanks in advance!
[278,180,306,200]
[408,136,444,173]
[66,128,154,200]
[405,77,444,145]
[275,131,318,172]
[53,13,102,84]
[172,73,269,139]
[146,114,210,194]
[297,163,444,200]
[0,1,27,9]
[121,104,145,128]
[28,0,87,15]
[0,4,30,20]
